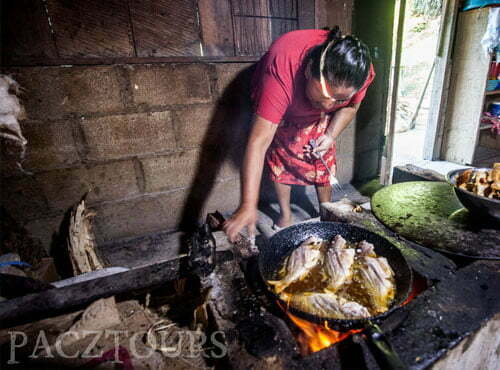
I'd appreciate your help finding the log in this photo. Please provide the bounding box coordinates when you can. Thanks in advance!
[0,257,182,328]
[67,200,104,275]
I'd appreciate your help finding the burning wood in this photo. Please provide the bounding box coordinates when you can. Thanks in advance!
[279,302,362,355]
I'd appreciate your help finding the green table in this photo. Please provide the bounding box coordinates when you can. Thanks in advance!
[372,182,500,259]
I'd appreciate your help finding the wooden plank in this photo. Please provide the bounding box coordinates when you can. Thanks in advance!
[0,0,58,65]
[441,8,490,164]
[198,0,235,57]
[423,0,460,160]
[130,0,201,57]
[45,0,134,58]
[271,19,298,41]
[297,0,316,29]
[270,0,298,18]
[233,17,272,56]
[321,0,353,34]
[232,0,271,16]
[315,0,329,28]
[2,55,259,67]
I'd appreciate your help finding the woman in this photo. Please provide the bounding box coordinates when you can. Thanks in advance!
[223,26,375,242]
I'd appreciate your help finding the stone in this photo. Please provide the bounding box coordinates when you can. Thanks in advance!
[20,119,80,171]
[140,150,199,192]
[92,190,188,243]
[5,66,125,120]
[214,62,254,96]
[172,104,215,149]
[204,177,241,215]
[80,111,176,161]
[128,64,212,106]
[37,160,139,212]
[23,214,65,253]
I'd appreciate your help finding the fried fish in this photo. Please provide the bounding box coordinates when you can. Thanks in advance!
[324,235,355,292]
[267,236,323,293]
[358,256,395,313]
[281,291,370,319]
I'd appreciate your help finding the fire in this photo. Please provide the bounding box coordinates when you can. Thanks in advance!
[402,274,427,306]
[279,276,427,355]
[280,304,362,355]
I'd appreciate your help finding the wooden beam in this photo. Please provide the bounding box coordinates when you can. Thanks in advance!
[440,8,490,164]
[298,0,316,29]
[423,0,461,160]
[1,56,259,68]
[198,0,236,57]
[0,257,183,328]
[380,0,406,185]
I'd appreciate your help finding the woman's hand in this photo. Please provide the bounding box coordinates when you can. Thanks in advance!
[312,134,335,157]
[304,134,335,160]
[222,204,258,243]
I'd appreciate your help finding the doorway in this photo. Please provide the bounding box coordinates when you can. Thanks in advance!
[382,0,452,183]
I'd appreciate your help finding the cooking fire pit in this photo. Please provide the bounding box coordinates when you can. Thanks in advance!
[1,204,499,369]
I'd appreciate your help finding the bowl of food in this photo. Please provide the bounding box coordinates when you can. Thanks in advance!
[446,164,500,221]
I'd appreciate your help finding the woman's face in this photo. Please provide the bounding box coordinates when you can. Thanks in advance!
[305,64,356,111]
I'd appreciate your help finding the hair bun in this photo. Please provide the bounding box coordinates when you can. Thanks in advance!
[327,25,342,42]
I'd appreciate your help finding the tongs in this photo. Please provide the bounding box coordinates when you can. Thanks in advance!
[309,138,342,191]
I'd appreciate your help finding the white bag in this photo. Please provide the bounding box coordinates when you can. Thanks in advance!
[481,7,500,54]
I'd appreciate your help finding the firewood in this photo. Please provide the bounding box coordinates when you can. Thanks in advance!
[67,199,105,275]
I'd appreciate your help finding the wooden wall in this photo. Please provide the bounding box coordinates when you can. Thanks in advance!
[2,0,316,66]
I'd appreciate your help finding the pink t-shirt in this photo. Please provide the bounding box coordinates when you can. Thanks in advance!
[251,29,375,125]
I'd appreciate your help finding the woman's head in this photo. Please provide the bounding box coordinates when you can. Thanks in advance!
[305,26,371,110]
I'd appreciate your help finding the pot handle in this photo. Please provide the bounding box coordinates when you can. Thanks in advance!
[365,322,407,370]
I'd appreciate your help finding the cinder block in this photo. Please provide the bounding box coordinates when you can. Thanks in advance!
[24,213,65,253]
[21,119,80,171]
[172,105,215,149]
[140,150,200,192]
[204,177,241,215]
[6,66,125,120]
[93,190,188,243]
[214,63,254,95]
[1,176,49,221]
[37,160,140,212]
[128,64,212,106]
[221,160,241,180]
[81,111,176,161]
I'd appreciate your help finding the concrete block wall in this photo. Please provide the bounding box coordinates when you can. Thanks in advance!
[2,62,254,250]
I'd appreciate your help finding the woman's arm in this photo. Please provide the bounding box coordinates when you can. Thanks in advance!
[223,114,278,242]
[312,102,361,156]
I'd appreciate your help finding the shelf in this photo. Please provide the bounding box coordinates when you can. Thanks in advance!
[485,90,500,96]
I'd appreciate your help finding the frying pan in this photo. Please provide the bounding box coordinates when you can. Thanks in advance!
[258,221,413,369]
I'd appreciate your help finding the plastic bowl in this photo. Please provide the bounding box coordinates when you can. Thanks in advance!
[446,168,500,222]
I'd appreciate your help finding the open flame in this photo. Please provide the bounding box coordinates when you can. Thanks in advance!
[285,309,362,355]
[280,275,427,355]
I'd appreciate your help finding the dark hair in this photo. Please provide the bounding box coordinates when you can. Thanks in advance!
[309,26,371,90]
